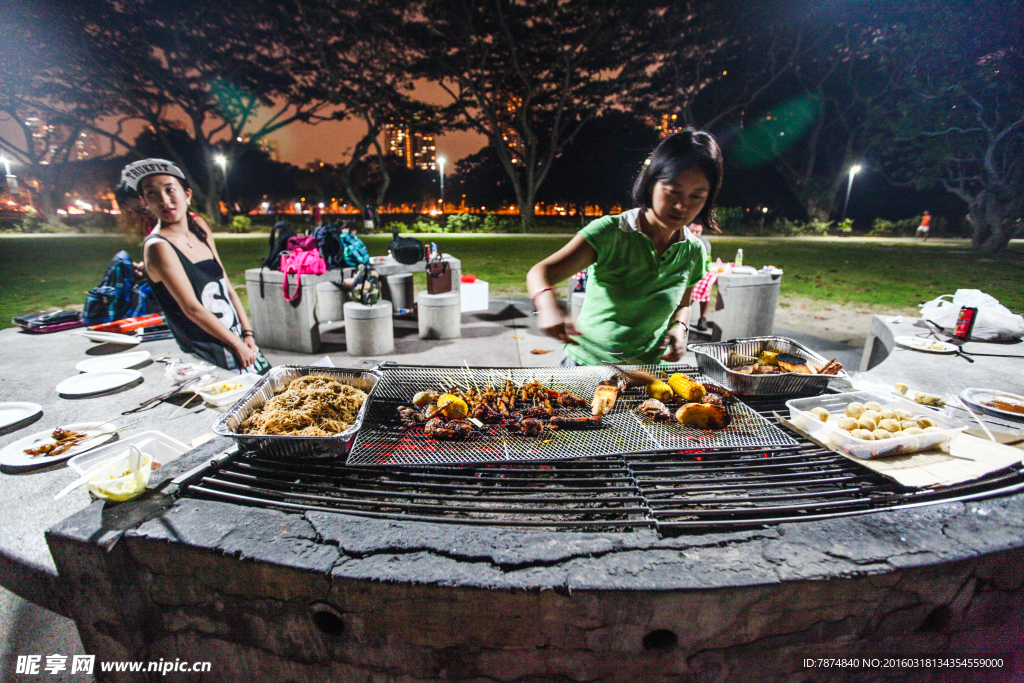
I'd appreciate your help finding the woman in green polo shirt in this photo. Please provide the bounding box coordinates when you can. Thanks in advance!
[527,129,723,365]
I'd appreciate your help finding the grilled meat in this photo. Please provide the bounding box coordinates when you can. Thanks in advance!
[423,418,474,440]
[472,403,503,424]
[700,393,724,409]
[505,417,544,436]
[397,405,427,426]
[701,383,735,404]
[556,391,588,409]
[638,399,672,421]
[550,415,602,429]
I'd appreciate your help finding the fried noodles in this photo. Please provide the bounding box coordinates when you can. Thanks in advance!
[240,375,368,436]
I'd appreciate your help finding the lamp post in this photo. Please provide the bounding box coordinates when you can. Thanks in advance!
[437,156,446,213]
[214,154,229,221]
[841,164,862,223]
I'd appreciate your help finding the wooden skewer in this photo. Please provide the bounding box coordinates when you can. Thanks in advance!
[166,377,223,421]
[818,358,838,375]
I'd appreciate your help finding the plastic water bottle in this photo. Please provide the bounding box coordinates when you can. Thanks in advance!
[735,248,744,267]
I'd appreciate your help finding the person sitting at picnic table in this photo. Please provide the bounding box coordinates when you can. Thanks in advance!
[527,129,722,366]
[121,159,270,374]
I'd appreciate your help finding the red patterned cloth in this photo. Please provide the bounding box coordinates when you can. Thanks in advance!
[691,269,718,302]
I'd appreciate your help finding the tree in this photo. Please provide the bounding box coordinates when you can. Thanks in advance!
[29,0,335,222]
[723,5,905,222]
[449,146,517,212]
[0,6,116,220]
[273,0,440,229]
[407,0,667,231]
[540,111,660,219]
[871,1,1023,253]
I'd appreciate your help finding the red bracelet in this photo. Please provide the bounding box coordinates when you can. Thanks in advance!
[530,286,554,302]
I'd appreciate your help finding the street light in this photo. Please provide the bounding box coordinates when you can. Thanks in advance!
[214,154,229,219]
[437,156,446,213]
[841,164,862,222]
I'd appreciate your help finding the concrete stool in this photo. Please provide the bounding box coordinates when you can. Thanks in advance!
[315,282,346,323]
[343,300,393,356]
[417,291,461,340]
[571,291,586,322]
[383,273,414,311]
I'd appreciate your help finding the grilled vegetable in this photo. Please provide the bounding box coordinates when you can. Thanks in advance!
[675,403,731,430]
[645,380,674,402]
[436,394,469,419]
[667,373,706,402]
[758,350,780,366]
[591,383,619,416]
[412,390,439,408]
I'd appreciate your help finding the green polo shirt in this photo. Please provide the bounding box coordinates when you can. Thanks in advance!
[565,209,708,366]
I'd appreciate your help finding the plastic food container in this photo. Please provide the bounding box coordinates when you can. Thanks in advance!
[786,390,966,459]
[68,431,188,475]
[86,449,153,502]
[198,374,262,407]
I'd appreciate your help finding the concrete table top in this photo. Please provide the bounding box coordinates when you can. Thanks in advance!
[861,315,1024,397]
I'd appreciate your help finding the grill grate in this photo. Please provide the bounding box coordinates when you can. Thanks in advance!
[182,390,1024,533]
[346,365,797,466]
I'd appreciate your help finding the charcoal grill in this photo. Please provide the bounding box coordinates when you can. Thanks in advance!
[180,385,1024,533]
[347,364,797,466]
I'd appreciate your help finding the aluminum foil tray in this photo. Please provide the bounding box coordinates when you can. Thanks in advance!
[346,364,797,466]
[690,336,847,397]
[212,366,380,458]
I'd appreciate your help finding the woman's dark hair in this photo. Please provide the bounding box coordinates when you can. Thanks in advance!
[137,173,208,244]
[632,128,724,230]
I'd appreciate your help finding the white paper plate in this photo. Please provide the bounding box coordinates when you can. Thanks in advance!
[56,369,142,396]
[961,388,1024,422]
[75,350,151,373]
[0,402,43,431]
[894,336,958,354]
[0,422,115,468]
[75,330,140,345]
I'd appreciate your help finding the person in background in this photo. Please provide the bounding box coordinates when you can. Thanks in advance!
[688,221,718,331]
[121,158,270,374]
[916,211,931,241]
[527,129,722,366]
[312,203,323,228]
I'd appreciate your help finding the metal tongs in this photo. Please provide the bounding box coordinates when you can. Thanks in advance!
[569,334,662,386]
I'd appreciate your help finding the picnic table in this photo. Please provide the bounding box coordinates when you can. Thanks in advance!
[245,254,461,354]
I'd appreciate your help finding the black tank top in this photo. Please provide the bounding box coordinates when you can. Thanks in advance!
[144,233,267,374]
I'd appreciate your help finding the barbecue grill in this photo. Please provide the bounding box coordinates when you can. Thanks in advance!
[181,374,1024,533]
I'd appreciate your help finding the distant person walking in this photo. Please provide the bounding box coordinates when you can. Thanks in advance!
[916,211,931,241]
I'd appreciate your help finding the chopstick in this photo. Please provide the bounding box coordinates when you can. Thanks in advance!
[955,398,997,443]
[166,377,223,420]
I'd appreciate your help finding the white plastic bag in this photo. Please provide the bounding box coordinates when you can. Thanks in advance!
[920,289,1024,341]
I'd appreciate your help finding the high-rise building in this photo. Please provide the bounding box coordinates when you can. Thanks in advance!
[384,123,436,170]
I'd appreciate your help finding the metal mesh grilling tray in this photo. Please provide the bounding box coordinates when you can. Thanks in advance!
[691,336,848,396]
[213,366,380,458]
[345,364,797,466]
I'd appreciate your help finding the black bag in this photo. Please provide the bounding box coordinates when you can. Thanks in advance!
[313,222,346,270]
[260,221,297,297]
[388,225,424,265]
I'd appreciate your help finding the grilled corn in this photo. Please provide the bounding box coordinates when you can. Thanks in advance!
[667,373,706,402]
[645,380,673,402]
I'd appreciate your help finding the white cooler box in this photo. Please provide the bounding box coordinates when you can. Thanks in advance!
[460,279,489,312]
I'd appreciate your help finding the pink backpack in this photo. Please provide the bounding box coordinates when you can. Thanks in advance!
[281,241,327,301]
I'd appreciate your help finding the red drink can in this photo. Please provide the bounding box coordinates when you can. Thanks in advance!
[953,306,978,340]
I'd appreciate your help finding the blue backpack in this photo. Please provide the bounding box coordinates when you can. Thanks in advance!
[83,251,134,324]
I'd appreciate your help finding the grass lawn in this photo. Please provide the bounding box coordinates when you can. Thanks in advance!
[1,234,1020,330]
